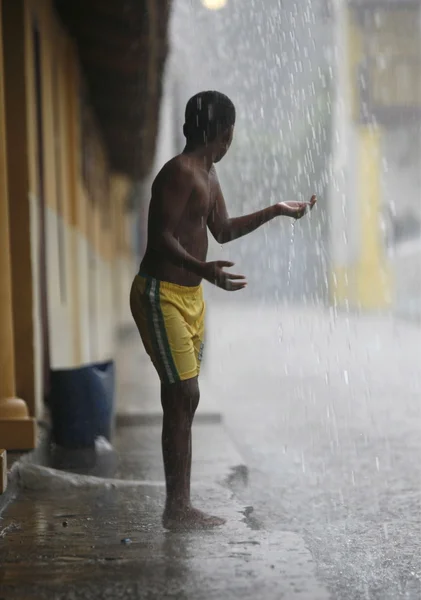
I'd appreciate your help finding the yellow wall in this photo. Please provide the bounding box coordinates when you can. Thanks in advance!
[2,0,37,415]
[1,0,137,423]
[330,4,392,311]
[0,1,16,402]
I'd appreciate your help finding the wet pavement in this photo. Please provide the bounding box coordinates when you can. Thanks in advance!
[203,301,421,600]
[0,319,330,600]
[1,302,419,599]
[0,481,328,600]
[0,420,329,600]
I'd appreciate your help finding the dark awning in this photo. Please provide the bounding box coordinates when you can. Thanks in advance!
[55,0,171,179]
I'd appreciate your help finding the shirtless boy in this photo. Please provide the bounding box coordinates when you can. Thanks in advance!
[130,90,316,530]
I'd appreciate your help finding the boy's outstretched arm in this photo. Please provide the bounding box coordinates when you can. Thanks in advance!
[208,169,316,244]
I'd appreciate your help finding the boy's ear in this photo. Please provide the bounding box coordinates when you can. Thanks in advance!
[183,123,187,138]
[222,128,232,143]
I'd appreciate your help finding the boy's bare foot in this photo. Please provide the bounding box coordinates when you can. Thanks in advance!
[162,506,226,531]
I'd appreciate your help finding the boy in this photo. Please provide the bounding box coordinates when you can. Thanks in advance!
[130,91,316,530]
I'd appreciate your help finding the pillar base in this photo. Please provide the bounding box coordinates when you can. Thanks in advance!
[0,449,6,494]
[0,418,36,451]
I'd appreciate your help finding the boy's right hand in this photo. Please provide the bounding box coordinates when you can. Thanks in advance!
[201,261,247,291]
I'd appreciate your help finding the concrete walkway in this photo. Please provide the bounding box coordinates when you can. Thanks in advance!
[0,318,330,600]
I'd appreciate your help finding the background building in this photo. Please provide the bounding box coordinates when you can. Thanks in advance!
[329,0,421,316]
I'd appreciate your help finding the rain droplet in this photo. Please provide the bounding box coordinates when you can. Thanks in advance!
[286,222,296,288]
[301,452,306,473]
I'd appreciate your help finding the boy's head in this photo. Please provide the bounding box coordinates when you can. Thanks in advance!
[183,91,235,161]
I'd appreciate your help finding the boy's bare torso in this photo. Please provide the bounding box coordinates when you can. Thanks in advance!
[141,154,217,287]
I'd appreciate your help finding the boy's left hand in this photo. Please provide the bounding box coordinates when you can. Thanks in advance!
[277,195,317,219]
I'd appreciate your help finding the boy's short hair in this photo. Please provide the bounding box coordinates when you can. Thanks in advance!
[183,91,236,145]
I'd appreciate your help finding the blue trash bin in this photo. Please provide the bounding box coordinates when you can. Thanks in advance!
[48,360,115,449]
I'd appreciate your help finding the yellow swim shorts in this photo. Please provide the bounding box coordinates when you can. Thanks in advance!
[130,272,205,385]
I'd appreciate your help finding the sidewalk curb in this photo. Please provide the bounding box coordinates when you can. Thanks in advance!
[13,462,248,494]
[0,463,18,517]
[1,419,250,513]
[0,422,50,517]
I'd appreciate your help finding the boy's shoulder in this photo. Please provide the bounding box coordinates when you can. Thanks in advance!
[154,154,194,186]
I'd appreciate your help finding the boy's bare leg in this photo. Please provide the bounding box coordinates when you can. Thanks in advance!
[161,377,226,530]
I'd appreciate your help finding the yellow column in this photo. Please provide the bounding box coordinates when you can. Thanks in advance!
[0,157,35,451]
[331,5,392,310]
[0,0,36,458]
[0,0,8,488]
[355,127,392,308]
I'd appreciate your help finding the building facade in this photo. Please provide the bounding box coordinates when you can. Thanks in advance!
[0,0,169,488]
